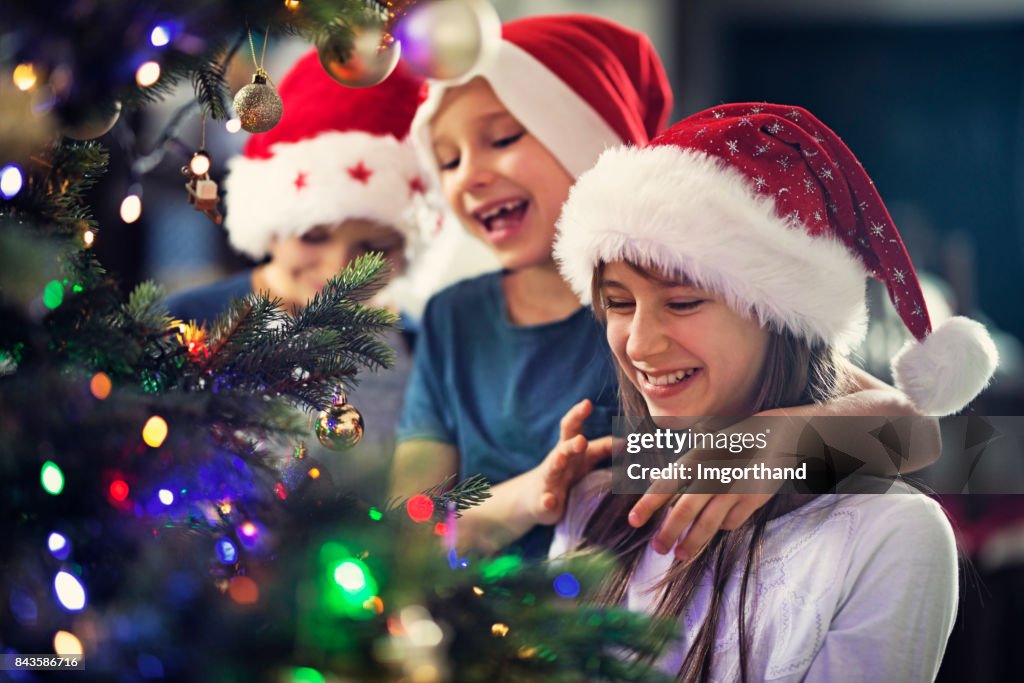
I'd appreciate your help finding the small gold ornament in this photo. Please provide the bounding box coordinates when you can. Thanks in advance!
[316,16,401,88]
[232,74,283,133]
[315,393,364,450]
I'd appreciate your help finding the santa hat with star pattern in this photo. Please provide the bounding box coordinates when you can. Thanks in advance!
[223,49,428,260]
[555,103,998,416]
[409,14,673,181]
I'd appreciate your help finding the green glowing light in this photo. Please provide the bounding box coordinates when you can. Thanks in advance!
[41,460,65,495]
[290,667,325,683]
[481,554,522,583]
[368,507,383,521]
[42,281,64,309]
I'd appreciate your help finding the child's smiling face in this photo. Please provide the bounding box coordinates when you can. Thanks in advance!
[429,77,575,271]
[262,218,405,311]
[599,261,770,418]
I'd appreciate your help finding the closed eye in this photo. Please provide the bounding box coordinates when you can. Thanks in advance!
[603,299,634,311]
[493,131,524,148]
[438,156,459,172]
[668,300,704,312]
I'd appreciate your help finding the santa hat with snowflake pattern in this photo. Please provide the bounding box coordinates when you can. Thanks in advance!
[223,49,428,260]
[409,14,672,180]
[555,103,998,415]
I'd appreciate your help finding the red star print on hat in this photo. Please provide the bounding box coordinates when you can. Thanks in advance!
[222,49,427,259]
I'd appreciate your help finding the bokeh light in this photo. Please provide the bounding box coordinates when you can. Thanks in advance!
[406,494,434,523]
[142,415,168,448]
[189,151,210,176]
[83,229,95,247]
[89,372,112,399]
[150,25,172,47]
[290,667,324,683]
[12,63,37,91]
[491,622,509,637]
[135,61,161,87]
[228,576,259,604]
[42,281,63,309]
[0,164,24,198]
[109,479,130,502]
[119,194,142,223]
[553,573,581,598]
[40,461,65,495]
[158,489,174,505]
[53,630,84,655]
[47,532,70,560]
[215,538,237,564]
[225,117,242,133]
[54,571,87,611]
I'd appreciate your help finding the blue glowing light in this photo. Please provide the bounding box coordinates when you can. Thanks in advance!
[553,573,580,599]
[215,538,237,564]
[47,532,70,560]
[150,25,172,47]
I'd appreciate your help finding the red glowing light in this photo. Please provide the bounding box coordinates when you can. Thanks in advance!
[109,480,130,502]
[406,494,434,523]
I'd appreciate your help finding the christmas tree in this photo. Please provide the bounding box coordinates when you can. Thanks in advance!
[1,2,674,680]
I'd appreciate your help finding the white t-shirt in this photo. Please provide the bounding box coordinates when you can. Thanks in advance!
[550,471,958,682]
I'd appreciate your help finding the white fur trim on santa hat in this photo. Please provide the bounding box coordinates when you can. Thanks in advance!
[223,130,422,260]
[555,144,870,353]
[409,39,622,184]
[891,316,999,415]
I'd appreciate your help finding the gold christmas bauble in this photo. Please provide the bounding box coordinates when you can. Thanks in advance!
[232,74,283,133]
[315,402,365,450]
[316,19,401,88]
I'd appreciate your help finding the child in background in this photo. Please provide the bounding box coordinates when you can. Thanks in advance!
[393,16,939,558]
[539,102,997,681]
[167,49,427,453]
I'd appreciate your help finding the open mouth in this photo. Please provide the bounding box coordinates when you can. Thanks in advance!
[473,199,528,233]
[639,368,700,391]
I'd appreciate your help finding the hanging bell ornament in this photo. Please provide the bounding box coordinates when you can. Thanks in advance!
[393,0,499,80]
[315,394,365,450]
[232,74,283,133]
[316,17,401,88]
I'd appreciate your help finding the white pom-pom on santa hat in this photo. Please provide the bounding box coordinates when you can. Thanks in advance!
[892,316,999,416]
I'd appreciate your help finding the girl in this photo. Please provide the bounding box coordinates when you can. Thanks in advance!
[541,103,999,680]
[392,15,939,557]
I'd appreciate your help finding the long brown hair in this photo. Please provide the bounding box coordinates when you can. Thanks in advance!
[581,262,851,682]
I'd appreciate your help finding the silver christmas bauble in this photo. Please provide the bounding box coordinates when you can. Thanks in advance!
[393,0,499,80]
[232,75,283,133]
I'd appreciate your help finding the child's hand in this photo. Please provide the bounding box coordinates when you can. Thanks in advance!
[532,399,612,526]
[629,490,775,560]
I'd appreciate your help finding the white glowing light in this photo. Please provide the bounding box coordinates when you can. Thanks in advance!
[120,194,142,223]
[54,571,87,611]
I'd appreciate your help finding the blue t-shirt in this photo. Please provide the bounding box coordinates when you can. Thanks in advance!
[397,271,620,486]
[164,270,414,458]
[165,270,254,325]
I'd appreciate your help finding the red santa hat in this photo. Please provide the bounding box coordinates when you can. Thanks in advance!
[555,103,998,416]
[223,49,428,260]
[409,14,673,180]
